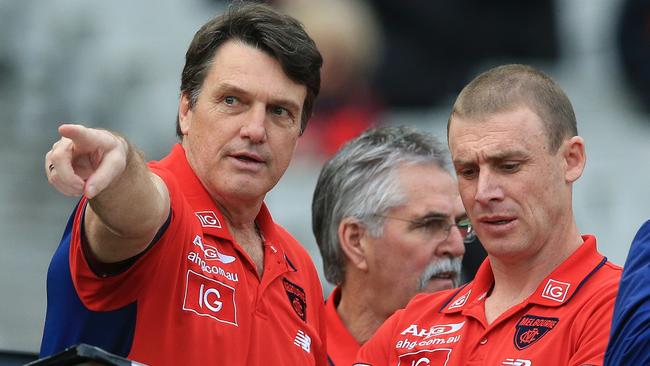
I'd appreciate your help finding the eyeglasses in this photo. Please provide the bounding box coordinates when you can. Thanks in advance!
[373,214,476,244]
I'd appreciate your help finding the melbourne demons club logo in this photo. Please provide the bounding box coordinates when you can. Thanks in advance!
[283,278,307,322]
[195,211,222,228]
[541,279,571,303]
[514,314,559,350]
[183,270,237,326]
[397,349,452,366]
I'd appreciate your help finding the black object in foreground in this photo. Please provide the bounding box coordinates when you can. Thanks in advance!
[25,344,145,366]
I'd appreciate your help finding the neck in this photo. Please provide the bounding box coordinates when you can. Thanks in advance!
[484,219,583,323]
[337,279,389,345]
[215,195,263,231]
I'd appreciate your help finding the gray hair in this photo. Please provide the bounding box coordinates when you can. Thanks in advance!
[312,126,449,285]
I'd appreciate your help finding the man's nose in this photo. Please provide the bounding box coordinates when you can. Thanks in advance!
[240,104,267,143]
[474,170,504,205]
[437,225,466,258]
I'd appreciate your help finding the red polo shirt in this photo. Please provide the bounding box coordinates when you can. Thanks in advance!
[69,144,327,365]
[325,286,362,365]
[355,236,621,366]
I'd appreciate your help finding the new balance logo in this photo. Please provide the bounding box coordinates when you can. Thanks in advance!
[502,359,532,366]
[293,330,311,353]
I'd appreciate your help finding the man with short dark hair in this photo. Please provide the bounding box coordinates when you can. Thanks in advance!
[40,3,326,365]
[356,64,622,366]
[312,126,469,365]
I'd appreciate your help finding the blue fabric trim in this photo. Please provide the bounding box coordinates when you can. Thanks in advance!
[39,205,137,357]
[605,220,650,365]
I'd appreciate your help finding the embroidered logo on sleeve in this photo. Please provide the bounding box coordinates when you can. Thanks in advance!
[514,314,558,350]
[283,278,307,321]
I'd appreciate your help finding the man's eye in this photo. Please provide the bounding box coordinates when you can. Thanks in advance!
[270,106,289,117]
[224,96,238,105]
[457,167,478,179]
[418,219,446,233]
[500,162,520,172]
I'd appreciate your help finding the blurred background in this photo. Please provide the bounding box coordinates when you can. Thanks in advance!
[0,0,649,358]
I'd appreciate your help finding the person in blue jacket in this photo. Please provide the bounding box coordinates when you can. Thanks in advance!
[605,219,650,365]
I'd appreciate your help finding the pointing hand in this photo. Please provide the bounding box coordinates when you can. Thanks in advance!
[45,124,128,199]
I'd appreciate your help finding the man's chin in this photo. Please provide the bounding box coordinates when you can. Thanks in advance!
[424,278,456,293]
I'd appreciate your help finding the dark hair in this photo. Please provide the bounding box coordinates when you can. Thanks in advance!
[448,64,577,152]
[312,126,449,285]
[176,1,322,137]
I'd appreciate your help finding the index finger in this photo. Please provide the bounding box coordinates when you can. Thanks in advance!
[58,124,112,153]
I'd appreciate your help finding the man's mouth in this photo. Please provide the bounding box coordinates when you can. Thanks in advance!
[431,271,455,280]
[235,155,261,163]
[488,220,512,225]
[230,151,265,164]
[479,215,516,226]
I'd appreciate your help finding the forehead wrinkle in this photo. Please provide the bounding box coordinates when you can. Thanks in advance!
[452,126,540,165]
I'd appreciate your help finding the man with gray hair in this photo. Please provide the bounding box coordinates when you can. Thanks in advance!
[312,126,470,365]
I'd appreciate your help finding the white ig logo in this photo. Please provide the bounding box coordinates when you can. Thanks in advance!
[541,279,570,302]
[411,358,430,366]
[199,284,222,312]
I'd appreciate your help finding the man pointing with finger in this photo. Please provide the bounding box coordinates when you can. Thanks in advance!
[40,3,326,365]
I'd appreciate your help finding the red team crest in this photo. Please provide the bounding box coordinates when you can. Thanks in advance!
[283,278,307,321]
[514,315,558,350]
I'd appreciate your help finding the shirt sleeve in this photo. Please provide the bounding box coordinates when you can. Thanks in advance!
[70,166,182,310]
[354,308,404,366]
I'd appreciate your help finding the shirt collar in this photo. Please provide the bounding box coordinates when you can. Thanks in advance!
[157,143,282,247]
[441,235,606,313]
[325,286,362,361]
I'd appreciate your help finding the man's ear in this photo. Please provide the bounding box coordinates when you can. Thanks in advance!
[178,92,192,136]
[338,217,370,272]
[562,136,586,183]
